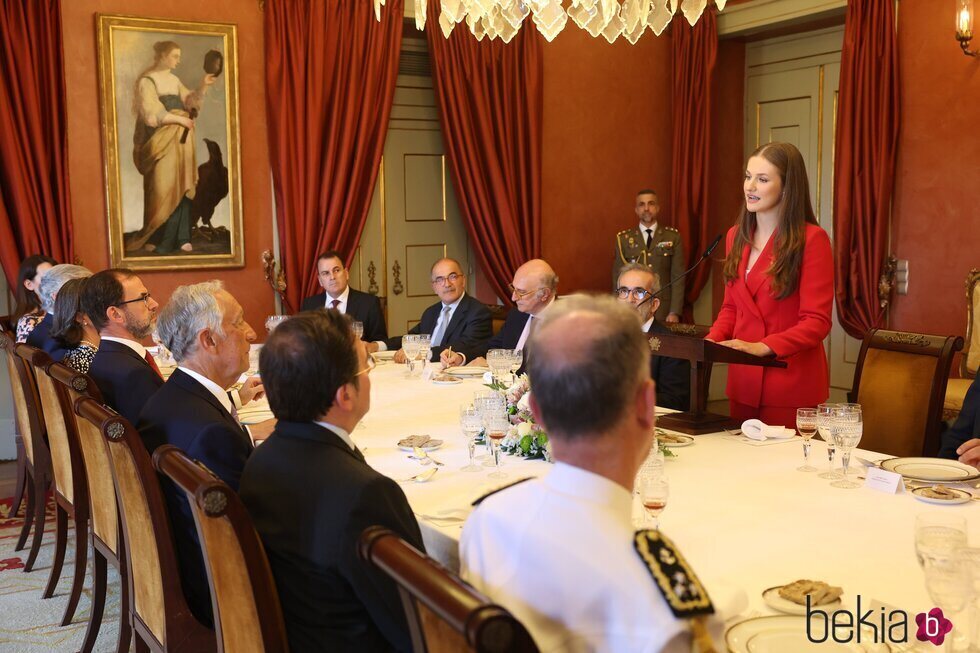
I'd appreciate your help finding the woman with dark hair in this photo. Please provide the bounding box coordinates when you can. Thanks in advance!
[13,254,58,343]
[706,142,834,428]
[51,277,100,374]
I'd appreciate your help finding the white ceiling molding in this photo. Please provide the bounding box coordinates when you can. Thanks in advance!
[717,0,847,37]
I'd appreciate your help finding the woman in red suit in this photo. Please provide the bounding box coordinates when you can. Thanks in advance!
[706,142,834,429]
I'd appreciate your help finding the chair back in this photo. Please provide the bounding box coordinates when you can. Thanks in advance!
[850,329,964,457]
[358,526,538,653]
[961,268,980,378]
[48,362,118,554]
[74,397,212,650]
[486,304,510,337]
[2,335,47,472]
[153,446,289,653]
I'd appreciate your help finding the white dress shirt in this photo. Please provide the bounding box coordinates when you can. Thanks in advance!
[639,221,658,248]
[461,462,690,652]
[101,335,147,358]
[515,297,555,352]
[642,316,655,333]
[178,366,234,414]
[431,293,464,341]
[314,420,356,451]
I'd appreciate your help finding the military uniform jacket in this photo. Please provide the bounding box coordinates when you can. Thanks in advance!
[614,224,686,322]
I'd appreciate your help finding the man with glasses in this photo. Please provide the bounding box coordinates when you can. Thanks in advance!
[301,249,388,351]
[82,268,164,424]
[388,257,491,364]
[616,263,690,410]
[241,310,423,652]
[442,258,558,369]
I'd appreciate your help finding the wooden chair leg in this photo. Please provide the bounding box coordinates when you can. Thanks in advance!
[134,633,150,653]
[115,548,132,653]
[23,476,47,571]
[78,545,106,653]
[60,509,88,625]
[10,435,26,518]
[43,504,68,599]
[15,470,35,552]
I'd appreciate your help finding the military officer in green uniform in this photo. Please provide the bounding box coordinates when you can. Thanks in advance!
[613,189,685,324]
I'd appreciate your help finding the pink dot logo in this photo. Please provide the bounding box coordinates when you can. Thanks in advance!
[915,608,953,646]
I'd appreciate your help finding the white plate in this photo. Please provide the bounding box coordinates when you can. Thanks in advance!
[911,486,974,505]
[658,434,694,448]
[373,350,398,361]
[432,377,463,385]
[726,615,889,652]
[237,410,275,425]
[762,586,842,616]
[879,457,980,482]
[444,366,491,376]
[397,440,443,452]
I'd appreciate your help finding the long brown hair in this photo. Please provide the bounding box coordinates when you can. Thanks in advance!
[722,142,818,299]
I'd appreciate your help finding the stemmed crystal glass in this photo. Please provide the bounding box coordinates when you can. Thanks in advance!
[486,413,510,479]
[477,393,507,465]
[816,403,841,480]
[915,514,968,568]
[830,405,863,489]
[402,335,421,375]
[796,407,818,472]
[416,334,432,367]
[487,349,510,384]
[639,473,669,530]
[459,405,483,472]
[351,320,364,341]
[265,315,288,333]
[957,547,980,652]
[507,349,523,382]
[923,562,974,652]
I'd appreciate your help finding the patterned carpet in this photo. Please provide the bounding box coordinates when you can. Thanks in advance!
[0,496,125,652]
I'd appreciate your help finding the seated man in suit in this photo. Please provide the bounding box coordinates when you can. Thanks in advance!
[82,269,164,424]
[27,263,92,361]
[939,375,980,469]
[616,263,690,411]
[137,280,264,625]
[441,258,558,369]
[241,310,424,652]
[301,249,388,351]
[388,257,492,363]
[461,295,725,651]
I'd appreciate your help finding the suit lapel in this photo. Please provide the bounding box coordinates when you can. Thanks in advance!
[731,240,764,320]
[276,421,365,463]
[745,231,775,298]
[443,296,471,341]
[103,339,152,367]
[346,290,362,316]
[171,370,246,436]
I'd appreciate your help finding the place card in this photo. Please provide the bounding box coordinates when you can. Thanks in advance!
[421,363,437,381]
[864,467,905,494]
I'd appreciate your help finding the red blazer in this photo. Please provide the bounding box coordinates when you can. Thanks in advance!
[707,223,834,408]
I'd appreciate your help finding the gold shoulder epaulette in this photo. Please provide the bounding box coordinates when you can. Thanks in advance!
[617,229,630,236]
[471,477,533,506]
[634,529,714,618]
[665,226,679,232]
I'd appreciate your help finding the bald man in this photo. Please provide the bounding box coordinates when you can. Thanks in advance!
[444,259,558,369]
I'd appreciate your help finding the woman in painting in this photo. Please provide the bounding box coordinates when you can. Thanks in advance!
[126,40,215,255]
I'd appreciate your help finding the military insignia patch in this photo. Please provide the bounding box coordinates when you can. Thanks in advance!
[648,337,661,352]
[634,529,714,618]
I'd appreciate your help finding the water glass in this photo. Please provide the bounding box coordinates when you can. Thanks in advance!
[507,349,523,380]
[402,335,421,374]
[915,514,968,568]
[351,320,364,341]
[639,473,669,530]
[417,334,432,365]
[486,414,510,479]
[487,349,511,384]
[265,315,288,333]
[830,405,863,489]
[796,407,818,472]
[923,561,974,652]
[816,403,841,480]
[459,406,483,472]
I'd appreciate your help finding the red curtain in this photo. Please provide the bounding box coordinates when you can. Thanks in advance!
[265,0,403,312]
[833,0,899,339]
[0,0,73,288]
[670,9,717,316]
[425,2,543,305]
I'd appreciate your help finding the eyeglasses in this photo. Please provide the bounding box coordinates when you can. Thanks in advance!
[114,292,153,308]
[432,272,462,286]
[615,287,652,300]
[509,284,545,299]
[353,353,377,378]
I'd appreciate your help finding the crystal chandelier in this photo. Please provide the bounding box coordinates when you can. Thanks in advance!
[374,0,725,44]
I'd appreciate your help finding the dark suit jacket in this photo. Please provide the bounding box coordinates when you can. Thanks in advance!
[25,313,69,362]
[386,293,491,362]
[939,376,980,458]
[301,288,388,343]
[136,368,253,626]
[485,308,530,352]
[648,320,691,411]
[240,421,424,653]
[88,339,164,425]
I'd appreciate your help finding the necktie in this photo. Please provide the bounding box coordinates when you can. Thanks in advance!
[645,228,654,249]
[431,305,451,347]
[330,299,341,310]
[144,351,163,379]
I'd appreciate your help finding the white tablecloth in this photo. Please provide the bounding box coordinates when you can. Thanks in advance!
[265,360,980,619]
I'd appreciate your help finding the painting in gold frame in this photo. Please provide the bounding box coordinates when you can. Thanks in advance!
[97,14,243,270]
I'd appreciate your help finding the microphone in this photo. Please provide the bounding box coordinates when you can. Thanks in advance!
[637,233,723,307]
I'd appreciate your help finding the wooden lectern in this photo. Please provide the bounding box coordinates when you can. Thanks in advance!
[649,331,787,435]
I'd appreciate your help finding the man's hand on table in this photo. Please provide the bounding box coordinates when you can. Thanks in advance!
[237,375,265,404]
[393,348,407,364]
[956,439,980,470]
[440,350,465,368]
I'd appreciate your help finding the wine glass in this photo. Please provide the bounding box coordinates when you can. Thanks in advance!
[265,315,288,333]
[923,562,973,652]
[402,335,421,374]
[956,548,980,651]
[479,394,506,465]
[459,406,483,472]
[915,514,968,568]
[486,414,510,479]
[796,407,818,472]
[830,405,863,489]
[507,349,523,382]
[351,320,364,341]
[639,473,669,530]
[487,349,510,384]
[816,403,841,480]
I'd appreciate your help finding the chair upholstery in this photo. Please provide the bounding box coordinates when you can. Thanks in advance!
[152,445,289,653]
[850,329,963,458]
[486,304,510,337]
[943,269,980,419]
[1,327,28,521]
[74,397,215,653]
[358,526,539,653]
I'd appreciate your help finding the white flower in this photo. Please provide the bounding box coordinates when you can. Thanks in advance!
[482,371,494,384]
[517,422,532,437]
[517,391,531,412]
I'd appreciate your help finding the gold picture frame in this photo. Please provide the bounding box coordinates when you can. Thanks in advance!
[97,14,243,270]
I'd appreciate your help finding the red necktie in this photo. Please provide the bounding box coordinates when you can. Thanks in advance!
[144,351,164,379]
[330,299,340,310]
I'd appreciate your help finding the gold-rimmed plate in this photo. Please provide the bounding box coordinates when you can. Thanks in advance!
[879,457,980,482]
[726,615,891,652]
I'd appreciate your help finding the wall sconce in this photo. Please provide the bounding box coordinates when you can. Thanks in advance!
[957,0,978,56]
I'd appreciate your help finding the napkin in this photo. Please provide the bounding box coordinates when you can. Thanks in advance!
[740,419,793,441]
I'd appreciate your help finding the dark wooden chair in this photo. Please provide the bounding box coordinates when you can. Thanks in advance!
[48,362,131,653]
[0,327,28,522]
[74,397,215,653]
[485,304,511,337]
[850,329,964,458]
[944,268,980,420]
[358,526,538,653]
[153,445,289,653]
[28,349,90,625]
[4,338,52,571]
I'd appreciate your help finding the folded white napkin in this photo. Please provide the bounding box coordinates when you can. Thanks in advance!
[741,419,794,441]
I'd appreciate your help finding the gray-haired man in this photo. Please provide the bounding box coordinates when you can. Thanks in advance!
[26,263,91,360]
[136,280,263,625]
